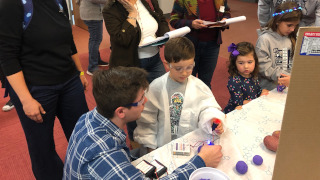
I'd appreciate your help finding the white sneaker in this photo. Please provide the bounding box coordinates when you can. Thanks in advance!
[2,100,14,112]
[86,70,93,76]
[98,60,109,67]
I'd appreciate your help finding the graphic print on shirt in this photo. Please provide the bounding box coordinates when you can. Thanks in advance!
[169,92,184,137]
[273,48,292,71]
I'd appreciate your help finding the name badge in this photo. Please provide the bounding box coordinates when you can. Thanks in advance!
[219,6,225,12]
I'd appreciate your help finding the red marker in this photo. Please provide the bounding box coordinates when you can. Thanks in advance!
[212,119,221,130]
[212,119,221,143]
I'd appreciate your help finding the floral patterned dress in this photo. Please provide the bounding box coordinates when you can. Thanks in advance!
[224,75,262,113]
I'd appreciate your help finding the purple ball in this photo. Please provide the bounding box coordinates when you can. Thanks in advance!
[198,141,215,153]
[277,85,286,92]
[236,161,248,174]
[253,155,263,165]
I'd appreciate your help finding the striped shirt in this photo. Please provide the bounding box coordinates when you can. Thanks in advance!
[63,108,206,179]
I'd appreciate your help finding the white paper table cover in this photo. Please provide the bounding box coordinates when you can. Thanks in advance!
[132,89,287,179]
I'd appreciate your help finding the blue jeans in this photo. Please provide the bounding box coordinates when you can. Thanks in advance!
[84,20,103,72]
[191,39,220,88]
[9,75,89,180]
[140,52,166,83]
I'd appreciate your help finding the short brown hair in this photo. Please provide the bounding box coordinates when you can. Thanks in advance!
[164,37,195,63]
[228,42,259,78]
[92,67,149,119]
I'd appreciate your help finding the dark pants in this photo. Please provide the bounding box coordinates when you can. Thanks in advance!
[84,20,103,72]
[9,75,89,180]
[140,52,166,83]
[188,37,221,89]
[0,66,5,88]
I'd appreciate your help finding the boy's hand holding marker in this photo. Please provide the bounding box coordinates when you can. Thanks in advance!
[212,119,223,135]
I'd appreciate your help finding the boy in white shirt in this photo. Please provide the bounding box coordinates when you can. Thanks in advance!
[134,37,225,152]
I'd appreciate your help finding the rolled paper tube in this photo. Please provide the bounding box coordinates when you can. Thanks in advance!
[223,16,246,25]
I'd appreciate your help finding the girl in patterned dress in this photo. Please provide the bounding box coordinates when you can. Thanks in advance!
[224,42,269,113]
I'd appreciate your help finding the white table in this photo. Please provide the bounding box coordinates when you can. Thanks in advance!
[132,89,287,179]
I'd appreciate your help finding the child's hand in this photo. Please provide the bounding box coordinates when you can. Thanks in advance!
[235,105,242,110]
[211,118,224,135]
[215,122,224,134]
[278,74,291,87]
[261,89,269,96]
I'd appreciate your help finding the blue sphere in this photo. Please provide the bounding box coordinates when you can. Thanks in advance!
[236,161,248,174]
[253,155,263,165]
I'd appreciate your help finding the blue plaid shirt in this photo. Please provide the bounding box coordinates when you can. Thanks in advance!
[63,108,206,179]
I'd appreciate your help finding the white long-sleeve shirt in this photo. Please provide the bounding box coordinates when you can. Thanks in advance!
[134,73,225,149]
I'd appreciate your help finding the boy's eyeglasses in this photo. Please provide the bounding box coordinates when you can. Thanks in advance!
[124,92,145,107]
[169,63,195,73]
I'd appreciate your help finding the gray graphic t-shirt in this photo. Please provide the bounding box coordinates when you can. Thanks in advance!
[273,47,292,71]
[166,76,187,140]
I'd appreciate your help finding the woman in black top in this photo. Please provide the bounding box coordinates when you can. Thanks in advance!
[0,0,89,179]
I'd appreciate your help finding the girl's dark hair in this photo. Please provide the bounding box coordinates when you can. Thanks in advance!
[228,42,259,78]
[266,1,302,57]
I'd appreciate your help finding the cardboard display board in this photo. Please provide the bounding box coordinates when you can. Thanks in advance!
[272,27,320,179]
